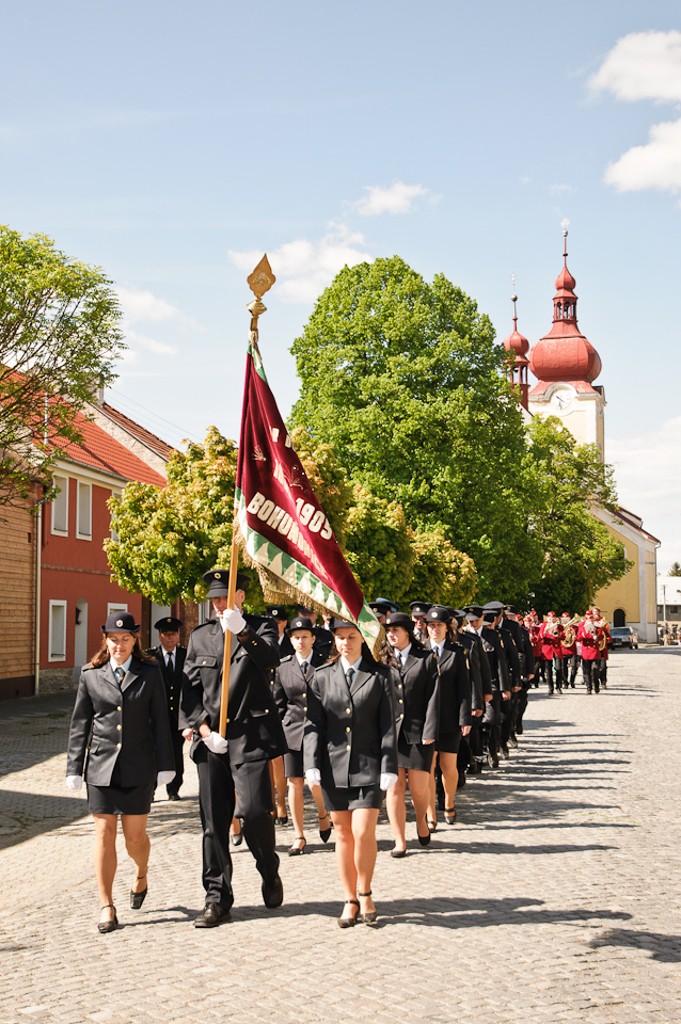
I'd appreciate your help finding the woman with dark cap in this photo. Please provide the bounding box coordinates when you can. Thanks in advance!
[66,612,175,933]
[423,606,472,826]
[272,615,332,854]
[382,612,440,857]
[304,619,397,927]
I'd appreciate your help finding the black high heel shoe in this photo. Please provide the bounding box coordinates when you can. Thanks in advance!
[318,811,332,843]
[358,891,379,926]
[98,904,118,934]
[288,836,307,856]
[337,899,359,928]
[130,874,147,909]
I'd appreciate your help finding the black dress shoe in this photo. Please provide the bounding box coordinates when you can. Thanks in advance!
[318,811,332,843]
[130,875,147,909]
[97,904,118,934]
[167,793,181,801]
[194,902,231,928]
[231,832,243,847]
[262,874,284,909]
[274,815,288,826]
[417,830,431,847]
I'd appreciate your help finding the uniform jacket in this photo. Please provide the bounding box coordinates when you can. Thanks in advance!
[429,640,472,732]
[539,621,565,661]
[577,621,604,662]
[303,657,397,789]
[478,626,511,693]
[272,649,327,752]
[148,644,187,729]
[459,630,491,706]
[66,657,175,787]
[388,646,440,744]
[182,615,287,766]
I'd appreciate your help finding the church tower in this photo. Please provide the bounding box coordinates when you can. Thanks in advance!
[527,222,605,457]
[502,292,530,411]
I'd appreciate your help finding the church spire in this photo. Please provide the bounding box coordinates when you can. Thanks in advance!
[502,284,530,410]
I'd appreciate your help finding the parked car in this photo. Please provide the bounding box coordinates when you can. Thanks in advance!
[610,626,639,649]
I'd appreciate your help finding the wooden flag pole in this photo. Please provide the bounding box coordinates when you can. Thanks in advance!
[217,255,276,739]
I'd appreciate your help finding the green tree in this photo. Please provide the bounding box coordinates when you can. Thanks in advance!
[523,416,630,612]
[0,225,124,506]
[408,524,478,607]
[289,256,540,598]
[668,561,681,577]
[106,427,238,604]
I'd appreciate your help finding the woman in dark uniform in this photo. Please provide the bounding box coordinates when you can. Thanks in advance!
[272,615,331,854]
[382,612,440,857]
[424,606,472,826]
[303,620,397,927]
[66,612,175,933]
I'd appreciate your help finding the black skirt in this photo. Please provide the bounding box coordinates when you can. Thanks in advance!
[435,731,461,754]
[397,734,434,772]
[284,747,304,778]
[87,781,155,816]
[322,781,382,811]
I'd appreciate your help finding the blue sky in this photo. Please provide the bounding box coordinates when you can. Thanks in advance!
[3,2,680,568]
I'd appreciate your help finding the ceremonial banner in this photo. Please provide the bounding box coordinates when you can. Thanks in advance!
[234,333,380,653]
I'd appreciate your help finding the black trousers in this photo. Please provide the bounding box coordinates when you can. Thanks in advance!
[167,728,185,796]
[196,749,236,907]
[482,693,500,756]
[233,759,280,886]
[196,752,280,907]
[582,659,600,693]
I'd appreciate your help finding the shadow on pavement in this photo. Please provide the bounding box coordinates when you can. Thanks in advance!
[589,926,681,962]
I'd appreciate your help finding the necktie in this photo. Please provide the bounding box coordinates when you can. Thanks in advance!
[166,654,173,671]
[346,667,355,686]
[114,666,124,686]
[301,661,308,677]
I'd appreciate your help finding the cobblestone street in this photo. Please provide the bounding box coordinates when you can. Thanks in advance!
[1,648,680,1024]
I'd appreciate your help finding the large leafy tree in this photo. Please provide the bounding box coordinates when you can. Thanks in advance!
[0,225,124,506]
[523,416,630,613]
[289,256,542,598]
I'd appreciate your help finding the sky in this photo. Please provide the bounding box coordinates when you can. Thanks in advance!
[2,1,680,569]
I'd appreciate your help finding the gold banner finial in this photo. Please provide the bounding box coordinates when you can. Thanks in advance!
[247,254,276,331]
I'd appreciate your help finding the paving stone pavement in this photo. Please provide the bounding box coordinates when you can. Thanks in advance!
[1,648,680,1024]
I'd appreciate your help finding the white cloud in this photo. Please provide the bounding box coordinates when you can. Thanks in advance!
[117,287,183,323]
[126,329,177,356]
[229,222,372,305]
[590,30,681,103]
[591,31,681,200]
[604,118,681,194]
[353,181,430,216]
[607,417,681,565]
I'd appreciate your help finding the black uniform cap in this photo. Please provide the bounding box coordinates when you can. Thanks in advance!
[370,597,397,614]
[409,601,431,616]
[384,612,415,633]
[329,617,361,632]
[267,605,289,621]
[482,601,506,613]
[102,611,140,634]
[426,605,451,624]
[154,616,182,632]
[203,568,250,597]
[463,605,485,618]
[287,616,315,634]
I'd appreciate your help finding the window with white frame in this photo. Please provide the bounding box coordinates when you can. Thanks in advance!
[107,603,128,618]
[51,475,69,535]
[76,481,92,539]
[48,601,67,661]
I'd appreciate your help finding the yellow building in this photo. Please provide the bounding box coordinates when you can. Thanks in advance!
[507,226,659,641]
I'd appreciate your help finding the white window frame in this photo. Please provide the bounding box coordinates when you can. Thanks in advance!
[107,602,128,618]
[48,600,67,662]
[51,475,69,536]
[76,481,92,540]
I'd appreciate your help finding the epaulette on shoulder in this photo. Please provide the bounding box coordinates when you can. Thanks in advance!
[280,653,294,663]
[193,619,216,632]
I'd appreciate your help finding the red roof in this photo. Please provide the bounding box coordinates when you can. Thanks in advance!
[98,402,175,460]
[53,409,166,487]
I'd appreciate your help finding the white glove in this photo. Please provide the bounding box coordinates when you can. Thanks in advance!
[203,731,229,755]
[221,608,247,634]
[65,775,83,791]
[380,772,398,791]
[305,768,322,788]
[157,770,176,786]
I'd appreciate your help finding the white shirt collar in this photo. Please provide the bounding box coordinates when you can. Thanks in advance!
[340,655,363,674]
[111,655,133,673]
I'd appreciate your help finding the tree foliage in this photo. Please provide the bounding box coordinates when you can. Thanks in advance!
[106,427,237,604]
[0,225,124,506]
[668,561,681,577]
[519,416,629,611]
[289,256,538,598]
